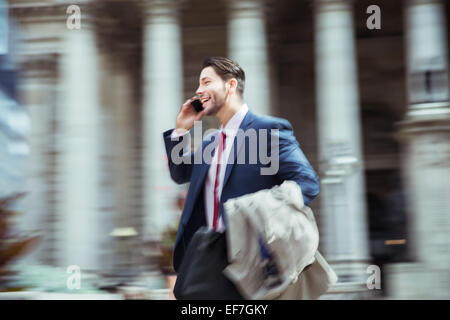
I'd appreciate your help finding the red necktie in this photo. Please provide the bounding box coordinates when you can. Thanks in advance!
[213,131,226,229]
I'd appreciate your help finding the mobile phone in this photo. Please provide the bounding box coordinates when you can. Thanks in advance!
[191,99,204,112]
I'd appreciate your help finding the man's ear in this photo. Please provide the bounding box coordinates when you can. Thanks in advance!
[227,78,238,94]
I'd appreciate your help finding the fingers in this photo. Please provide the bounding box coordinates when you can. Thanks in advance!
[180,97,204,122]
[182,96,199,111]
[182,99,191,109]
[181,104,191,112]
[183,97,197,105]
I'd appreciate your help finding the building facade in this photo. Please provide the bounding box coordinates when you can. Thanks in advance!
[7,0,450,298]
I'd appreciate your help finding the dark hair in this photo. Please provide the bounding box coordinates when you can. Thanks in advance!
[202,57,245,96]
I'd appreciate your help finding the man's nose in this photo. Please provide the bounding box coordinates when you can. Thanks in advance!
[196,86,203,96]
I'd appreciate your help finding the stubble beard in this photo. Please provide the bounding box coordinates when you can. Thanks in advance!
[205,91,226,116]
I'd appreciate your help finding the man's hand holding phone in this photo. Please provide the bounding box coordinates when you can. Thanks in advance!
[175,97,206,134]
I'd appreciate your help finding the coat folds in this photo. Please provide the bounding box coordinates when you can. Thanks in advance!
[223,180,338,300]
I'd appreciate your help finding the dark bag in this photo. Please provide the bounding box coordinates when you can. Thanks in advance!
[173,226,244,300]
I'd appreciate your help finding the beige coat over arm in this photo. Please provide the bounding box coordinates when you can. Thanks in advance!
[223,180,338,300]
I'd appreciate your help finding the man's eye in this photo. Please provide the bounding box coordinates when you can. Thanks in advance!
[205,81,211,85]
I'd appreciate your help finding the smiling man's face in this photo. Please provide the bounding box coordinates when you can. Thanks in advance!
[195,66,229,116]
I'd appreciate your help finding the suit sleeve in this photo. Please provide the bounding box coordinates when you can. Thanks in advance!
[163,129,194,184]
[273,120,320,206]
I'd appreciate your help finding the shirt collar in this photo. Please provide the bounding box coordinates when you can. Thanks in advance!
[219,103,249,134]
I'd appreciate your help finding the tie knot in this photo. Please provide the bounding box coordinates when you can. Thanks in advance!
[220,131,226,149]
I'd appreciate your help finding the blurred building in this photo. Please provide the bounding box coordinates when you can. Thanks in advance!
[5,0,450,298]
[0,1,30,200]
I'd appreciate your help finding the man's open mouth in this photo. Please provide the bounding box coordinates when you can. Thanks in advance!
[200,97,210,104]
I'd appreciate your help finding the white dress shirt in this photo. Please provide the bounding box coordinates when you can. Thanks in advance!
[170,104,249,232]
[204,104,249,232]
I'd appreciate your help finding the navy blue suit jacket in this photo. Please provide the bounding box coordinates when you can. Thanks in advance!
[163,110,320,272]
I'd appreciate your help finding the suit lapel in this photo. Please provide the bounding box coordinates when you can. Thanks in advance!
[222,110,256,189]
[181,110,256,226]
[180,132,217,226]
[190,132,218,200]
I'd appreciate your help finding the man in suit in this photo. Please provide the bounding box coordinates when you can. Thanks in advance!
[163,56,320,277]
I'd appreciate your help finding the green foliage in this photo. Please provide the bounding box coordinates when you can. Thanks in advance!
[156,224,178,275]
[0,193,40,292]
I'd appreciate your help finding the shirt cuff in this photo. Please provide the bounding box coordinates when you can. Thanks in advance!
[171,128,189,140]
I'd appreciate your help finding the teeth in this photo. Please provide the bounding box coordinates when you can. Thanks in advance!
[200,97,210,103]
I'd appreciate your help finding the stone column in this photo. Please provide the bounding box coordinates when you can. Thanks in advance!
[55,17,103,271]
[386,0,450,299]
[314,0,371,284]
[0,0,7,54]
[143,0,184,239]
[10,2,78,268]
[227,0,271,116]
[19,56,59,266]
[106,67,142,277]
